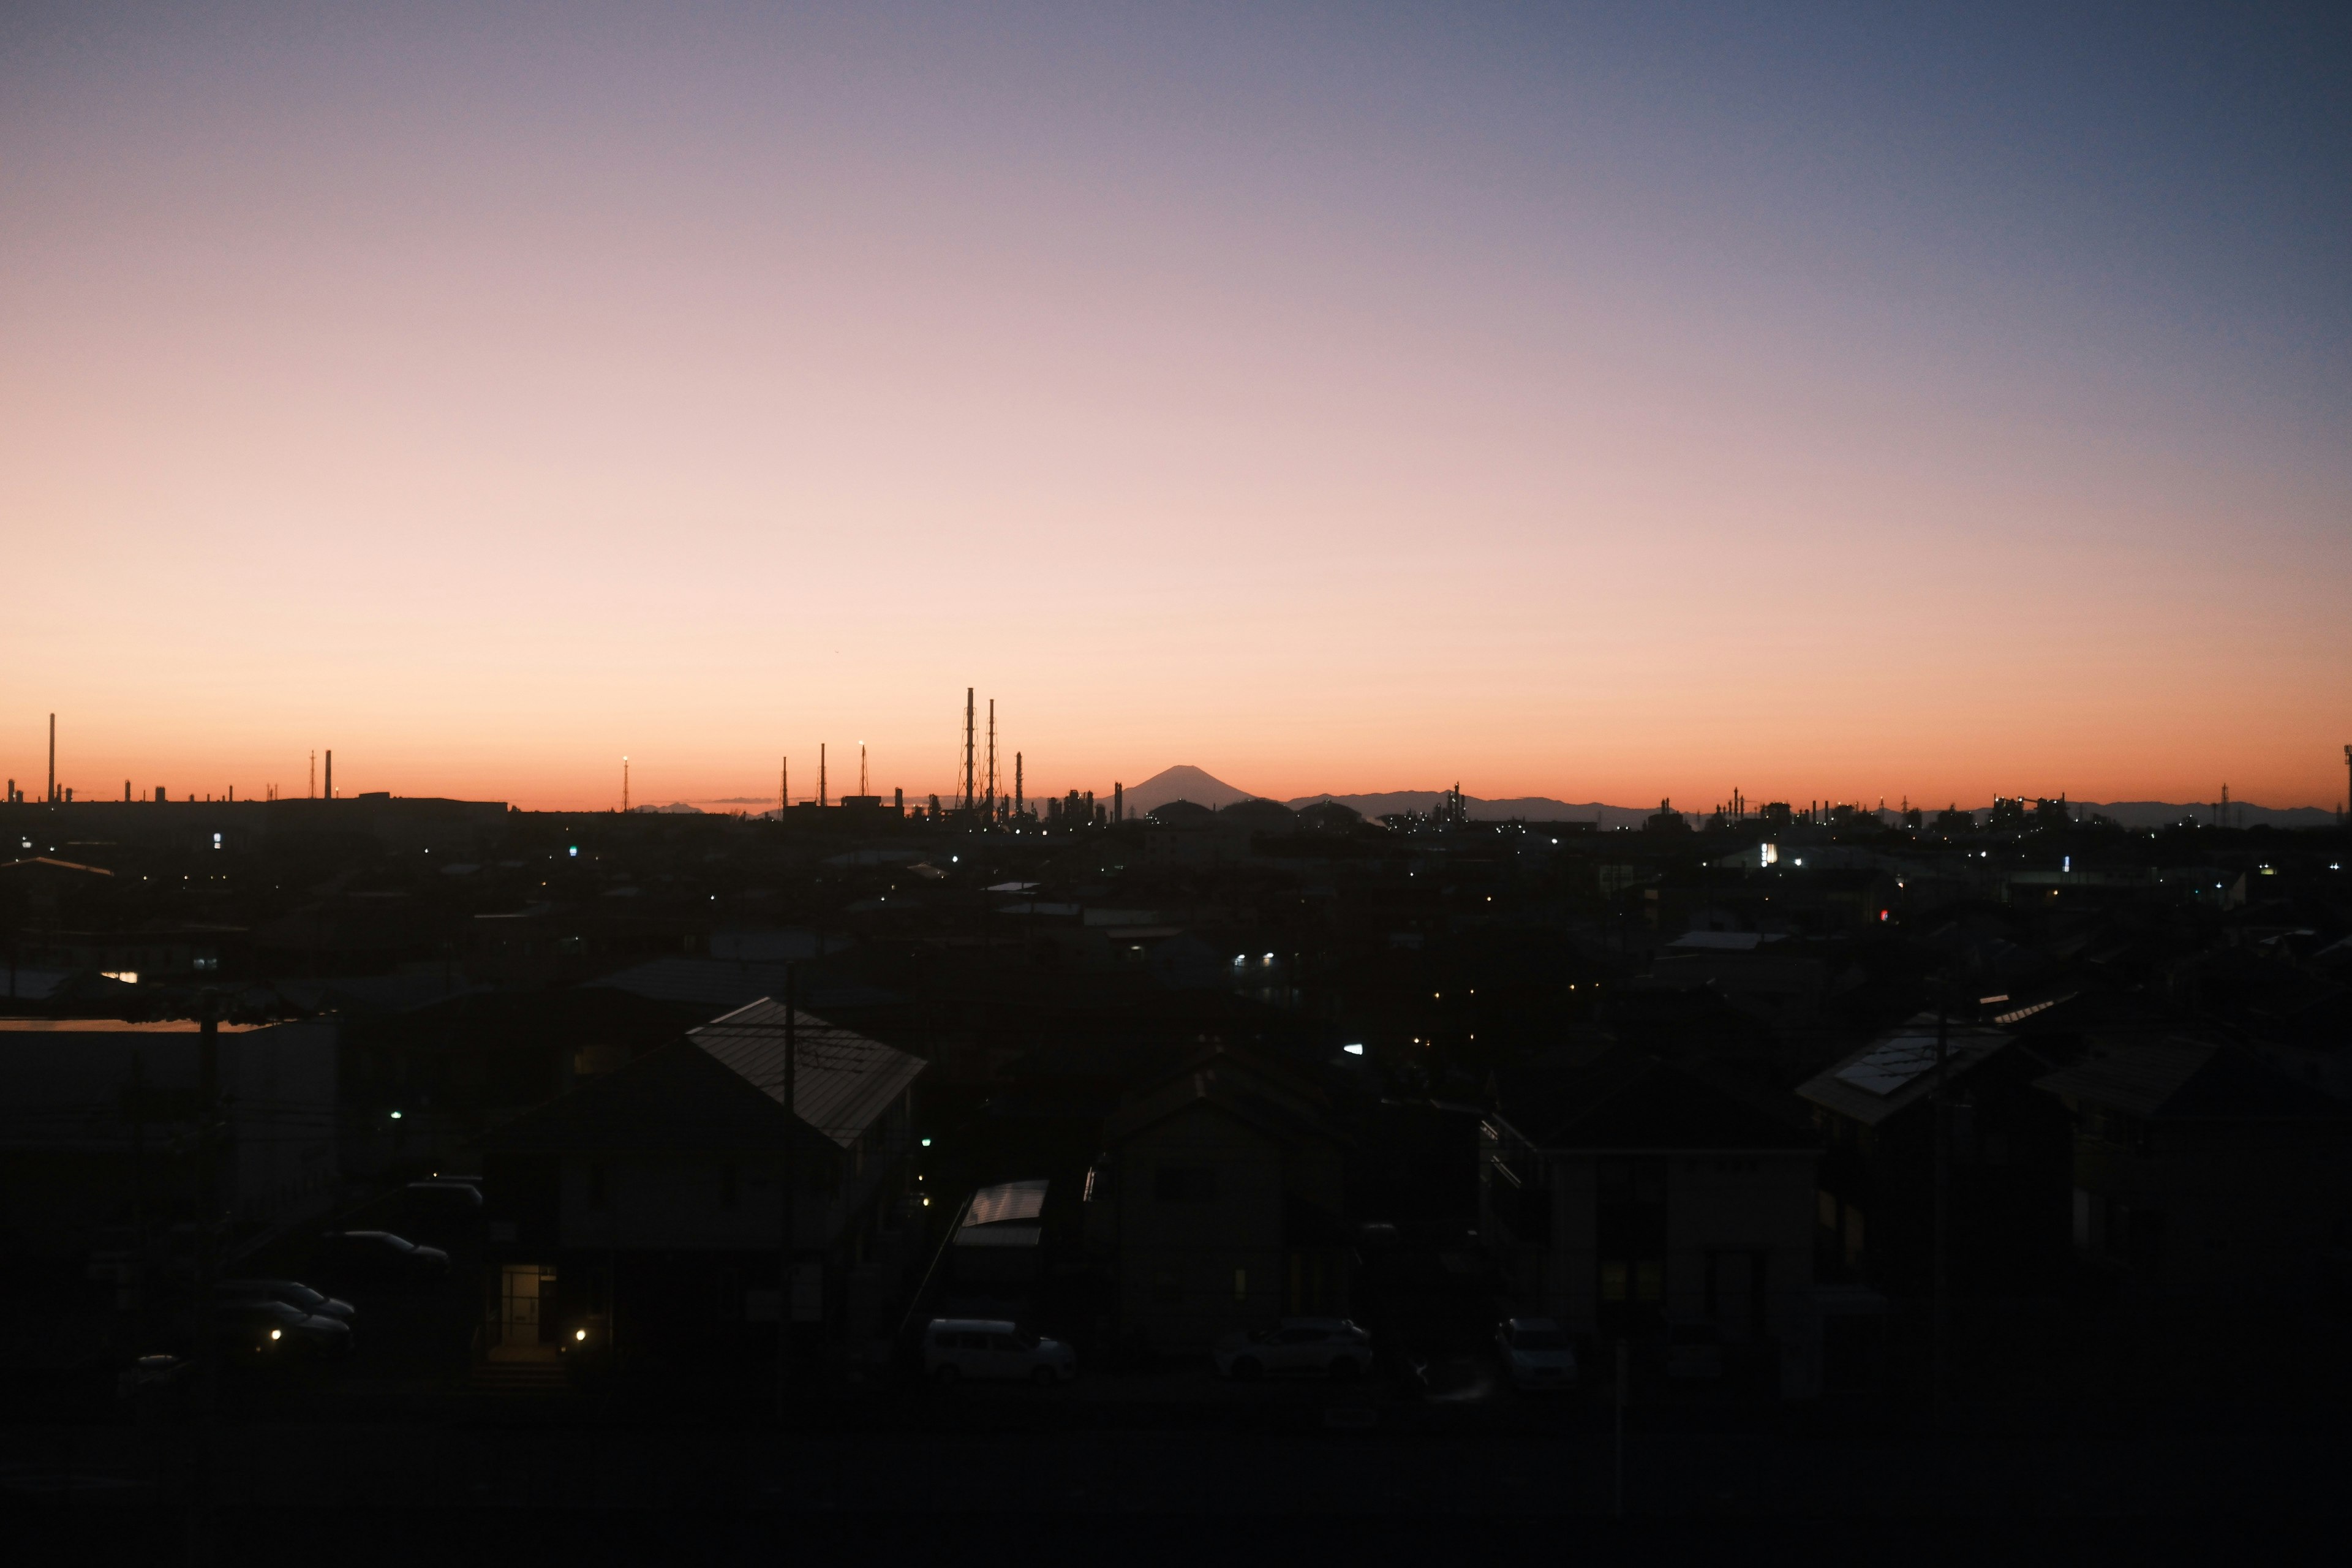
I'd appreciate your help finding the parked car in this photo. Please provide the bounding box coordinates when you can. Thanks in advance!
[922,1319,1076,1385]
[314,1230,450,1286]
[1213,1318,1373,1381]
[1494,1317,1580,1392]
[199,1298,353,1359]
[218,1278,356,1325]
[1664,1322,1725,1380]
[116,1354,188,1409]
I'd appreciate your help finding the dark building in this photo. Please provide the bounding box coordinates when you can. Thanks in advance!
[1480,1050,1823,1396]
[478,1001,925,1382]
[1798,1015,2076,1298]
[2035,1038,2352,1300]
[1083,1049,1351,1351]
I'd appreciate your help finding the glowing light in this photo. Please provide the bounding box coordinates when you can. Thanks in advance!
[575,1329,587,1342]
[389,1110,402,1120]
[1343,1043,1364,1056]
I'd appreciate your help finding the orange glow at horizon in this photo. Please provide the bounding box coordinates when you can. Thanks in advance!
[4,8,2346,815]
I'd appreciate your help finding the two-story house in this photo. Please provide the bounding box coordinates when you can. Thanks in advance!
[1479,1049,1821,1396]
[1797,1014,2075,1298]
[2035,1036,2352,1299]
[479,998,925,1379]
[1083,1049,1351,1352]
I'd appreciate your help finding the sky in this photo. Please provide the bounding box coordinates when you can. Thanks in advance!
[4,2,2348,812]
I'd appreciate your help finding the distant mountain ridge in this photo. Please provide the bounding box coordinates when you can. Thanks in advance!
[1284,791,1653,825]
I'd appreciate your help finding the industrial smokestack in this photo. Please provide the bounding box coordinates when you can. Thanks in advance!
[325,750,333,800]
[47,713,55,803]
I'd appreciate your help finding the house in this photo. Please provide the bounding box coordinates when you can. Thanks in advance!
[2034,1038,2352,1299]
[1479,1050,1820,1396]
[1083,1049,1351,1351]
[1796,1014,2075,1298]
[0,1017,339,1354]
[478,999,925,1377]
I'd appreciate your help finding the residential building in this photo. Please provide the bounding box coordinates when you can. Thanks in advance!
[1084,1049,1351,1351]
[2035,1037,2352,1298]
[478,999,925,1376]
[1479,1050,1821,1396]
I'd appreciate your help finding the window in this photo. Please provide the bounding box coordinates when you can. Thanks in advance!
[1155,1165,1217,1202]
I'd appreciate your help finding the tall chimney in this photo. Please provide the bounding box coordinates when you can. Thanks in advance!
[1114,782,1123,823]
[47,713,55,803]
[325,750,333,801]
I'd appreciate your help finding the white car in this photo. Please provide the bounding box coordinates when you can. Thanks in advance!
[1494,1317,1578,1392]
[1213,1318,1373,1381]
[923,1319,1076,1385]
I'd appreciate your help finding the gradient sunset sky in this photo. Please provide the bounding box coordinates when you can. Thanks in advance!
[6,3,2348,812]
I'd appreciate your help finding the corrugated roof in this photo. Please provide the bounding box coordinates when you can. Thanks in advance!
[690,1000,926,1148]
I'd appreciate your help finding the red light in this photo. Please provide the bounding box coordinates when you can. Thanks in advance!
[1879,910,1889,921]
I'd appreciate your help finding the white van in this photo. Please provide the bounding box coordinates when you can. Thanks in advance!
[923,1318,1076,1385]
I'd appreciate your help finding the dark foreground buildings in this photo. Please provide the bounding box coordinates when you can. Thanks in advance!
[6,786,2351,1527]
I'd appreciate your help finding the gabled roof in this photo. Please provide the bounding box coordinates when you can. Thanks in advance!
[689,999,926,1148]
[1105,1052,1343,1150]
[1500,1050,1817,1152]
[2034,1039,2352,1121]
[1798,1016,2015,1128]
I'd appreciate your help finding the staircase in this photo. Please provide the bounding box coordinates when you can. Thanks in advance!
[470,1355,570,1395]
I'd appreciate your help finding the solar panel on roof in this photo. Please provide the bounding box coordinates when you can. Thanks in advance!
[1833,1033,1945,1096]
[963,1180,1047,1227]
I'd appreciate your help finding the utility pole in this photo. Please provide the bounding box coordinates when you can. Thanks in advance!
[192,991,222,1560]
[775,966,798,1423]
[1613,1336,1629,1517]
[1932,973,1950,1436]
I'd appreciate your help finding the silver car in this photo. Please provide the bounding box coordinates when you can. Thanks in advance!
[1494,1317,1578,1392]
[1213,1318,1372,1381]
[922,1319,1076,1385]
